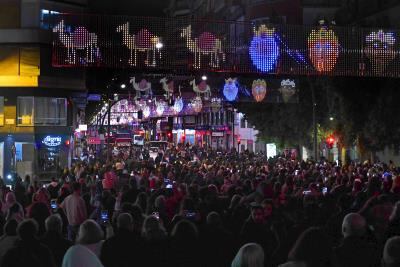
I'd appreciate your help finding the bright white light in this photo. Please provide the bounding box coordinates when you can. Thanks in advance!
[330,117,334,121]
[120,84,126,89]
[201,75,207,81]
[7,174,12,180]
[156,42,163,49]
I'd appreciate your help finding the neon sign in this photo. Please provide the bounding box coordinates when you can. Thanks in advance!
[42,136,62,147]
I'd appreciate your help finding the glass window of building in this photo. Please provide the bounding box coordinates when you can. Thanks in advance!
[34,97,67,126]
[17,97,34,126]
[40,9,60,29]
[0,96,4,126]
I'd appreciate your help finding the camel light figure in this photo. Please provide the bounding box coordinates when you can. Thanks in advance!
[160,77,174,100]
[130,77,152,99]
[181,25,225,69]
[190,79,211,100]
[116,22,162,67]
[53,20,98,64]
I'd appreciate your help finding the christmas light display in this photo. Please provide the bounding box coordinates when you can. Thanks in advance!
[116,22,162,66]
[130,77,152,99]
[249,25,279,73]
[365,30,396,74]
[279,79,296,103]
[190,79,211,100]
[252,79,267,102]
[142,105,151,118]
[223,78,239,102]
[181,25,225,69]
[155,100,166,116]
[308,26,339,72]
[210,97,222,112]
[190,96,203,113]
[160,77,174,100]
[173,96,184,114]
[53,20,99,64]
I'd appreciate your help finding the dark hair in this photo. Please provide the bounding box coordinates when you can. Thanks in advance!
[72,182,81,192]
[3,219,18,236]
[17,219,38,241]
[171,219,198,241]
[288,227,332,267]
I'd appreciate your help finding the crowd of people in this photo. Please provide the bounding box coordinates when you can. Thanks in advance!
[0,144,400,267]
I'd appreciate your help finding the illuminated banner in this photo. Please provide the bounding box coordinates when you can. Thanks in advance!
[42,135,62,147]
[51,14,400,77]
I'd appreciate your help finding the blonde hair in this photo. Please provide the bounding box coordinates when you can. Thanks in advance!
[231,243,264,267]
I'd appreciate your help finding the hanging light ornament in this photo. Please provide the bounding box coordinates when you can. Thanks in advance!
[252,79,267,102]
[223,78,239,101]
[173,96,184,114]
[142,105,151,118]
[155,100,166,116]
[249,25,279,73]
[308,22,339,72]
[190,96,203,113]
[365,30,396,74]
[279,79,296,103]
[210,97,222,112]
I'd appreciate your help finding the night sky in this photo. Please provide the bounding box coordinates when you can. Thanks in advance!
[88,0,170,16]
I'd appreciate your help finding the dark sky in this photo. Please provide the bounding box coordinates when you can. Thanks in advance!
[88,0,170,17]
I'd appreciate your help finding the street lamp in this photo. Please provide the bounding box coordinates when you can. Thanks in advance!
[329,117,334,121]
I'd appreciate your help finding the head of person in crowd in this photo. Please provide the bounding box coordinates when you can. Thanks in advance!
[45,214,63,235]
[117,213,133,232]
[231,243,264,267]
[342,213,367,238]
[71,182,82,195]
[171,219,198,242]
[142,215,166,241]
[382,236,400,267]
[76,220,104,245]
[206,211,223,228]
[17,219,39,242]
[250,203,265,224]
[2,219,17,237]
[287,227,332,267]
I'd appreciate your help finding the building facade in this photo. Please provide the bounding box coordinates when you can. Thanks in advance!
[0,0,88,181]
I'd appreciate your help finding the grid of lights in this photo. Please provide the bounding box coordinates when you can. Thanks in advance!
[223,78,239,102]
[52,15,400,77]
[249,25,279,73]
[365,30,397,74]
[252,79,267,102]
[308,26,339,72]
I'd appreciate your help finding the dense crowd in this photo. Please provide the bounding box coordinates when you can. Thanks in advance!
[0,145,400,267]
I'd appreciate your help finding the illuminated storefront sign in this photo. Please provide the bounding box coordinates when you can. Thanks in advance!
[42,135,62,147]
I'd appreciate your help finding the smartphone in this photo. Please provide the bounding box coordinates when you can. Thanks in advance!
[322,187,328,195]
[152,212,160,220]
[51,199,58,210]
[186,212,196,219]
[303,190,312,195]
[101,210,109,224]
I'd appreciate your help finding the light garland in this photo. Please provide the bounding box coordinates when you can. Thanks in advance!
[173,96,184,114]
[365,30,396,73]
[279,79,296,103]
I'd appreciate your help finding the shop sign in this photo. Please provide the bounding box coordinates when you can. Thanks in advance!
[5,119,15,125]
[212,132,224,137]
[42,135,62,147]
[88,137,101,144]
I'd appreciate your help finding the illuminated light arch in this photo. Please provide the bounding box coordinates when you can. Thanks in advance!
[308,26,339,72]
[249,25,280,73]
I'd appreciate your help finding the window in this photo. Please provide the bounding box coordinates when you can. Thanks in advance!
[0,97,4,126]
[17,97,34,126]
[40,9,60,29]
[34,97,67,126]
[17,97,67,126]
[240,117,246,128]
